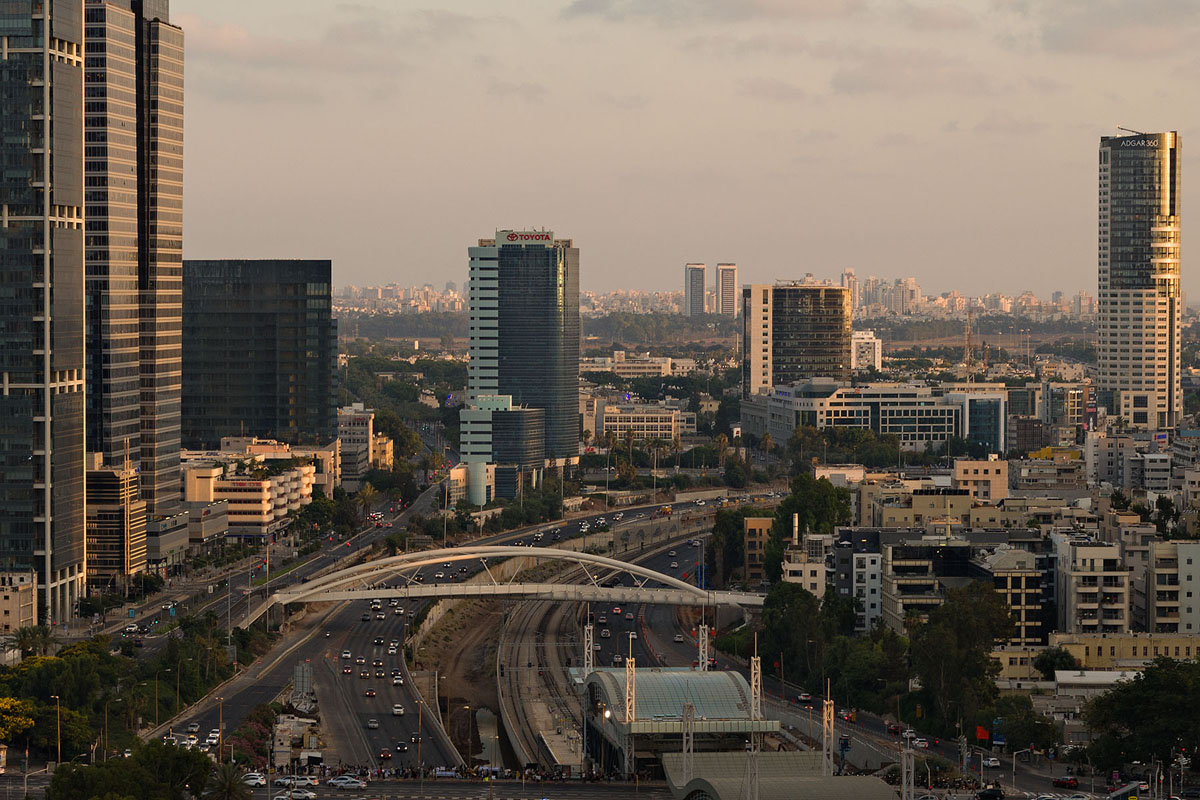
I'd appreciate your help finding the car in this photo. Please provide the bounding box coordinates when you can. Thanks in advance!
[674,633,685,643]
[243,773,266,787]
[799,692,814,705]
[364,688,377,697]
[274,792,315,800]
[373,636,384,646]
[668,550,676,557]
[387,646,397,655]
[976,788,1004,800]
[593,643,601,651]
[625,612,634,621]
[366,719,379,729]
[1053,777,1080,789]
[291,777,319,787]
[375,612,385,619]
[375,668,385,677]
[434,571,445,579]
[600,628,611,638]
[458,566,468,573]
[912,738,928,748]
[122,748,132,758]
[395,741,409,752]
[598,615,607,624]
[379,749,392,759]
[393,607,404,615]
[393,704,405,716]
[392,675,404,686]
[372,658,383,667]
[983,757,1001,768]
[273,776,296,787]
[186,722,201,733]
[328,775,366,788]
[612,606,622,615]
[901,729,916,739]
[630,631,638,639]
[342,665,353,675]
[670,561,679,569]
[359,670,369,679]
[1034,795,1058,800]
[613,653,624,664]
[411,733,422,743]
[355,656,366,664]
[360,613,370,622]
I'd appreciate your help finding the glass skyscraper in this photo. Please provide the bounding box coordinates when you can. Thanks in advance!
[84,0,184,515]
[181,260,338,449]
[461,231,579,504]
[742,281,852,399]
[1097,132,1181,431]
[0,0,87,622]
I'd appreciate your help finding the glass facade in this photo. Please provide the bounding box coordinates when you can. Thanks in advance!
[495,241,579,460]
[0,0,87,621]
[181,260,338,449]
[743,283,851,397]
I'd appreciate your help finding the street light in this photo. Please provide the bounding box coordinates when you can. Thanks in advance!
[49,694,61,764]
[1012,748,1032,791]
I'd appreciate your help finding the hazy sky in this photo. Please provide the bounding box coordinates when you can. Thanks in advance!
[173,0,1197,297]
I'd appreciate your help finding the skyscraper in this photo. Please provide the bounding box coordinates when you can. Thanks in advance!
[683,263,706,317]
[1097,131,1181,431]
[84,0,184,516]
[181,260,338,449]
[742,281,852,399]
[840,268,860,310]
[0,2,87,622]
[716,264,738,317]
[461,230,579,504]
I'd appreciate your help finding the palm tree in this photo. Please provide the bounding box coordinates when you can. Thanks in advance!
[357,484,378,523]
[761,432,773,466]
[648,438,666,497]
[673,435,682,470]
[714,433,729,469]
[582,429,592,452]
[625,429,636,465]
[205,763,251,800]
[3,626,40,658]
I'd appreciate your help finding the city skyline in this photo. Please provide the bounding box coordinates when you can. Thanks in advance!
[172,0,1194,297]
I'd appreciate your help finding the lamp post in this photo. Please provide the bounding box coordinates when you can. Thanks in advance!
[1012,748,1031,791]
[50,694,61,765]
[217,696,224,763]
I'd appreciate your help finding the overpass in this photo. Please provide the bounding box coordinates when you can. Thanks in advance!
[248,546,765,624]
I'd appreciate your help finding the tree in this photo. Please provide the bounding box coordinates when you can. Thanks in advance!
[356,484,378,522]
[909,581,1013,726]
[582,429,592,451]
[1033,646,1078,680]
[1109,489,1130,511]
[1084,657,1200,771]
[0,696,35,742]
[204,763,252,800]
[714,433,729,468]
[764,473,851,581]
[993,695,1059,753]
[760,432,773,466]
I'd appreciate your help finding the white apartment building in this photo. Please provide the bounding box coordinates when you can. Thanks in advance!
[782,549,828,596]
[182,459,315,540]
[596,403,697,442]
[851,330,882,372]
[338,404,375,491]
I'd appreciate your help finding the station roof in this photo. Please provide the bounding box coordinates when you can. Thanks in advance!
[662,752,898,800]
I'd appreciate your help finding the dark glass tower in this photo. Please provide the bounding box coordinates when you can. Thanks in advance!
[1097,132,1181,431]
[83,0,183,515]
[742,282,852,398]
[0,0,87,622]
[495,239,580,460]
[181,260,338,449]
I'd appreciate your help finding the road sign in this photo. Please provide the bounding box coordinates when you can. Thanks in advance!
[129,609,136,618]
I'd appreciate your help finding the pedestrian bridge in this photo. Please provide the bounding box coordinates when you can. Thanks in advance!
[248,546,765,624]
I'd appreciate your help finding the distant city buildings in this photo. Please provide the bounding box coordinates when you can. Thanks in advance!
[683,263,706,317]
[1096,132,1182,431]
[460,230,580,504]
[741,280,852,398]
[181,259,338,449]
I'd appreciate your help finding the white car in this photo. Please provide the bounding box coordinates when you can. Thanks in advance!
[673,633,685,643]
[341,650,352,659]
[392,704,405,716]
[328,775,366,789]
[982,757,1000,768]
[670,561,679,569]
[242,774,266,787]
[274,792,315,800]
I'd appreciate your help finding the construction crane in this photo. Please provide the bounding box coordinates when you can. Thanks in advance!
[1117,126,1146,135]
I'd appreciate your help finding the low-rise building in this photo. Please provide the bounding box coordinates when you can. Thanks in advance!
[0,572,36,636]
[182,457,315,541]
[953,456,1009,502]
[1013,457,1086,491]
[597,402,697,442]
[743,517,773,585]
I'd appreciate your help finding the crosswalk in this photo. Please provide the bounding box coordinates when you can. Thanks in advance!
[1018,792,1096,799]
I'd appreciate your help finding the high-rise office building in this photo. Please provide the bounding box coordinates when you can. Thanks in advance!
[84,0,185,516]
[0,2,87,622]
[1097,131,1182,431]
[683,263,706,317]
[716,264,738,317]
[742,281,852,399]
[461,230,579,504]
[181,260,338,449]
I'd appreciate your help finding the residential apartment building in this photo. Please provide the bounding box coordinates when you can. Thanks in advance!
[953,456,1009,502]
[181,459,315,541]
[0,573,37,636]
[337,404,375,491]
[850,330,882,373]
[743,517,773,586]
[880,539,972,633]
[1054,536,1130,635]
[742,281,852,398]
[971,548,1045,646]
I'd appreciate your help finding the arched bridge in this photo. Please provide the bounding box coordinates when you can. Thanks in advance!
[247,546,764,624]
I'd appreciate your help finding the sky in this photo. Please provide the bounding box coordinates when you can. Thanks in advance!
[173,0,1199,298]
